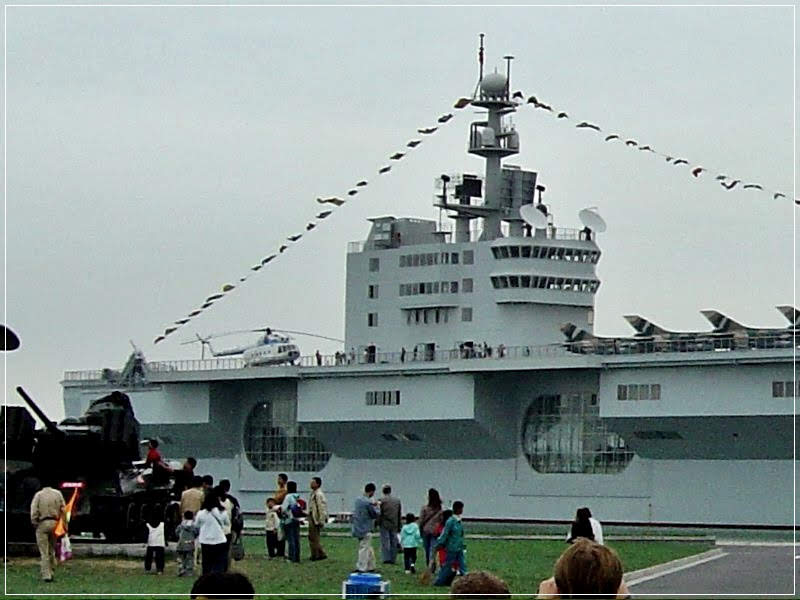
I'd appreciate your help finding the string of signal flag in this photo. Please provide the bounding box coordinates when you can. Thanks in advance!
[153,88,795,345]
[512,90,797,206]
[152,104,468,345]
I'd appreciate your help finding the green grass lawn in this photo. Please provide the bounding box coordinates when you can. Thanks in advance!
[4,535,712,598]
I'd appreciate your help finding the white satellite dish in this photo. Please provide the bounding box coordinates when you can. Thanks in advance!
[519,203,548,229]
[578,208,607,233]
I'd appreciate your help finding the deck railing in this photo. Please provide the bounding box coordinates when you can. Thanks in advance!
[62,333,797,381]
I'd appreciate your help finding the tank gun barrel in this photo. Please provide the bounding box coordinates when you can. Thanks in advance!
[16,386,63,437]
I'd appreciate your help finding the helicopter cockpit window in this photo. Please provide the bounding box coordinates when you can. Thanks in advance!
[243,399,330,472]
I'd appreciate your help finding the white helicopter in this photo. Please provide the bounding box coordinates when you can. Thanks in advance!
[182,328,342,367]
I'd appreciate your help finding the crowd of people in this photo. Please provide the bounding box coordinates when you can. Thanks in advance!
[30,462,629,598]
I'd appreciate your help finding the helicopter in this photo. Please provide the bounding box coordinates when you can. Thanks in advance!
[182,328,343,367]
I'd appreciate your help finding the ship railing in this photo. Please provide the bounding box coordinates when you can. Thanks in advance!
[147,357,246,372]
[563,332,798,356]
[62,333,797,380]
[547,227,582,241]
[299,343,569,367]
[63,370,105,381]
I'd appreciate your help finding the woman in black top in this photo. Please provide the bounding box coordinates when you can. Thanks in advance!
[568,507,595,543]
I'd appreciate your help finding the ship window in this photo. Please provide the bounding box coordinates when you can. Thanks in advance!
[490,276,499,289]
[650,384,661,400]
[433,281,440,293]
[617,385,627,400]
[406,311,413,324]
[451,252,459,264]
[366,390,400,406]
[522,393,634,474]
[243,399,330,472]
[532,246,542,259]
[787,382,796,397]
[451,281,459,293]
[463,250,474,264]
[369,257,380,272]
[368,284,379,299]
[415,310,420,323]
[442,252,450,264]
[423,310,429,324]
[509,275,520,288]
[588,309,594,325]
[412,255,419,267]
[521,275,531,288]
[772,381,785,397]
[463,278,473,293]
[521,245,532,258]
[399,255,406,267]
[491,248,500,259]
[461,307,473,322]
[435,309,440,323]
[368,313,378,327]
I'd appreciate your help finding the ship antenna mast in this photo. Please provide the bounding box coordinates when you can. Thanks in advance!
[473,33,485,97]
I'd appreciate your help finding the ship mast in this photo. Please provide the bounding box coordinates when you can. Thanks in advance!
[468,44,519,241]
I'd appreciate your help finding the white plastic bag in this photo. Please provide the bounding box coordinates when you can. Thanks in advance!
[58,534,73,562]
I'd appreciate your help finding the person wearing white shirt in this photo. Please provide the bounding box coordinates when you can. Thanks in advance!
[195,491,230,575]
[145,518,166,574]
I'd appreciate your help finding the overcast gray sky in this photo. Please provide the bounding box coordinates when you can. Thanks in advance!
[3,4,797,418]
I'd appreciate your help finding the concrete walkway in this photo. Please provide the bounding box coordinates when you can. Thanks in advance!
[629,544,796,596]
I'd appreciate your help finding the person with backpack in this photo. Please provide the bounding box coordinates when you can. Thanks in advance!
[279,480,304,563]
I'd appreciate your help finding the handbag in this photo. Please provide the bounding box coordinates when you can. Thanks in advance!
[231,532,245,561]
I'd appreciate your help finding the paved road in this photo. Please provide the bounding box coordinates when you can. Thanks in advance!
[630,545,796,596]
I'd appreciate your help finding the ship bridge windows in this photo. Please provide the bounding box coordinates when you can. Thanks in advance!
[491,275,600,293]
[521,392,634,474]
[243,399,330,472]
[491,245,600,264]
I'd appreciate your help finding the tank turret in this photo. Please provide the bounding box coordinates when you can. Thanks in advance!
[3,388,179,544]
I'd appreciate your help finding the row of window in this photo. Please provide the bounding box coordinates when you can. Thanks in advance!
[399,250,475,268]
[366,390,401,405]
[399,279,473,296]
[617,384,662,401]
[490,275,600,293]
[492,245,600,263]
[405,307,472,324]
[771,380,799,398]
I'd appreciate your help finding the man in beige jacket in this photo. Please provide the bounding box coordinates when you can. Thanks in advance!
[30,483,65,582]
[308,476,328,561]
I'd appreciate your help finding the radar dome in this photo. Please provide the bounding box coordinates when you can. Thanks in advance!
[481,72,507,95]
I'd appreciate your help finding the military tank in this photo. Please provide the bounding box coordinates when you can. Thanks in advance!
[2,387,180,543]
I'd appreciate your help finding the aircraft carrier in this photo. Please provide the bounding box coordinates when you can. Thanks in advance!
[61,51,798,527]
